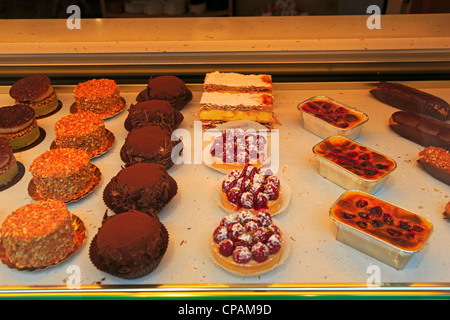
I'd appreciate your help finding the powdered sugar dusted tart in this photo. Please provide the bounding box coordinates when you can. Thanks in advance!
[218,163,290,216]
[210,210,287,276]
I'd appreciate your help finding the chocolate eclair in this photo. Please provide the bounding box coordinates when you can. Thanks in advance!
[0,104,41,150]
[103,162,178,215]
[120,125,182,169]
[9,74,59,117]
[136,75,192,111]
[124,99,184,132]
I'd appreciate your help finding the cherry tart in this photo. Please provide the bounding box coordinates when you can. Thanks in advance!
[209,128,268,171]
[211,210,284,276]
[220,164,282,215]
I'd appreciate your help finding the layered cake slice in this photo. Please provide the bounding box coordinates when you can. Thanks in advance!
[0,104,41,150]
[0,139,19,187]
[199,91,276,128]
[204,71,273,94]
[9,74,59,117]
[199,71,277,129]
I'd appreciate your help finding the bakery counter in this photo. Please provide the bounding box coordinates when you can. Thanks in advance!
[0,80,449,298]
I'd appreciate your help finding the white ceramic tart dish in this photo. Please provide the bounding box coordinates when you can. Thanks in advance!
[208,210,290,276]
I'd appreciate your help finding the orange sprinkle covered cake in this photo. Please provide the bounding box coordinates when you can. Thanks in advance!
[30,148,97,202]
[74,79,125,118]
[0,199,76,269]
[54,112,111,157]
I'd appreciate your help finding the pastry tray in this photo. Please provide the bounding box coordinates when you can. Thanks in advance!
[0,81,449,297]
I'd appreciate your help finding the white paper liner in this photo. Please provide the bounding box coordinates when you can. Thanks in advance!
[215,175,291,217]
[202,120,273,175]
[205,218,292,277]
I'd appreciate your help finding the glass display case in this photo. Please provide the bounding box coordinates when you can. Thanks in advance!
[0,13,449,300]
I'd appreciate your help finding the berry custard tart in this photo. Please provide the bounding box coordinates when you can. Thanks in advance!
[313,136,396,193]
[209,128,268,172]
[220,164,283,215]
[211,210,284,276]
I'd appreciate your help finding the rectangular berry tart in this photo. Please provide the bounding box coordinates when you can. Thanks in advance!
[297,96,368,140]
[312,136,397,193]
[329,190,433,269]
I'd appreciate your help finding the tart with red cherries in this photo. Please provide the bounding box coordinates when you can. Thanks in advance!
[209,128,268,171]
[211,210,284,276]
[220,164,282,215]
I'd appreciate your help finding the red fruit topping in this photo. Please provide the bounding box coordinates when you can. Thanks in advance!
[254,192,269,210]
[264,183,279,200]
[267,224,281,235]
[233,246,252,264]
[266,176,280,188]
[213,226,228,243]
[226,187,241,205]
[245,220,259,233]
[227,222,245,240]
[383,213,394,225]
[370,206,383,216]
[251,242,270,262]
[229,169,241,179]
[240,192,254,209]
[257,210,272,227]
[237,210,253,224]
[218,239,234,257]
[355,199,368,208]
[266,234,282,254]
[222,177,237,193]
[220,215,235,227]
[252,227,268,244]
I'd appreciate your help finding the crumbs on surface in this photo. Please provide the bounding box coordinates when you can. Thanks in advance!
[30,148,90,177]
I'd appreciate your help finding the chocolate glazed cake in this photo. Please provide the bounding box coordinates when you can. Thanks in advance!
[9,74,59,117]
[124,99,184,132]
[0,104,41,150]
[103,162,178,215]
[136,76,193,111]
[89,210,169,279]
[120,125,182,169]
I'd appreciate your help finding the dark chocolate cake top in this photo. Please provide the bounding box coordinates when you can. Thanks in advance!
[124,125,172,156]
[97,210,163,251]
[9,74,51,101]
[115,162,169,191]
[0,105,35,128]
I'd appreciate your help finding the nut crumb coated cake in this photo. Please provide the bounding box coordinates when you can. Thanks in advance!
[74,78,125,118]
[0,199,76,269]
[30,148,97,202]
[54,112,110,157]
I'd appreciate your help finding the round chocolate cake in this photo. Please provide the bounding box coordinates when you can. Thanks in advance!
[89,210,169,279]
[136,75,192,111]
[9,74,59,117]
[124,99,184,132]
[0,104,41,150]
[120,125,182,169]
[103,162,178,215]
[0,139,19,186]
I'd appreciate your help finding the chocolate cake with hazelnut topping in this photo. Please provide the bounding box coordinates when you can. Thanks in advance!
[0,199,78,269]
[0,139,19,187]
[29,148,100,202]
[53,112,113,158]
[103,162,177,215]
[211,210,284,276]
[136,75,192,111]
[73,78,125,118]
[89,210,169,279]
[120,125,182,169]
[9,74,59,117]
[0,104,41,150]
[124,99,184,132]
